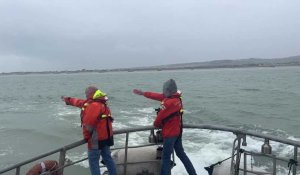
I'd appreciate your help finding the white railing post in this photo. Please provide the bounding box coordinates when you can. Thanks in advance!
[58,148,66,175]
[15,167,20,175]
[123,132,129,175]
[293,146,298,175]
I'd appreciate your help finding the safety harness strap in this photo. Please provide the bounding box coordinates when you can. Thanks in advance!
[161,111,181,125]
[98,103,112,138]
[161,97,184,136]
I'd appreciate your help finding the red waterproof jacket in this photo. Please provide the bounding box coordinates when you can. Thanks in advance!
[64,97,114,150]
[143,92,182,138]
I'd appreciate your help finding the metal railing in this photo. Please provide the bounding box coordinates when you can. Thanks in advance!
[0,124,299,175]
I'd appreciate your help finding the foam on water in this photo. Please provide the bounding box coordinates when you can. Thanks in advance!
[172,131,296,175]
[52,105,82,130]
[288,136,300,142]
[115,108,156,127]
[0,147,13,157]
[56,106,79,118]
[113,121,129,129]
[127,116,153,126]
[120,107,155,114]
[120,110,138,115]
[66,152,89,168]
[137,107,155,114]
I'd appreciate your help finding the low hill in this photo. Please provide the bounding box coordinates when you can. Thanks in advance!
[136,55,300,70]
[1,55,300,75]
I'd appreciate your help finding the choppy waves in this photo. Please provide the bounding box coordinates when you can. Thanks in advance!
[1,68,300,174]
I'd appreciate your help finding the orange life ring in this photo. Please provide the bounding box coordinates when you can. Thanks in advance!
[26,160,59,175]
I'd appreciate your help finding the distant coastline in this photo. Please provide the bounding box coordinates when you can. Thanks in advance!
[1,55,300,76]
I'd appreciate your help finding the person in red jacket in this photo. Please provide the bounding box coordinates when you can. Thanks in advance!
[62,86,116,175]
[133,79,197,175]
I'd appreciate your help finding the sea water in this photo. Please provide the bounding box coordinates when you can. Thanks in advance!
[0,67,299,175]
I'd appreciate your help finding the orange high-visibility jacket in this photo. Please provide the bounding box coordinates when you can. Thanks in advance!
[65,97,114,149]
[143,92,182,138]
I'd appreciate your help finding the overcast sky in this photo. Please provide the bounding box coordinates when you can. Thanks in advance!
[0,0,300,72]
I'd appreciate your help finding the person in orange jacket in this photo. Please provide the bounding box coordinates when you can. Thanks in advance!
[133,79,197,175]
[62,86,116,175]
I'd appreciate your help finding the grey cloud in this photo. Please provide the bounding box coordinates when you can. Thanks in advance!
[0,0,300,72]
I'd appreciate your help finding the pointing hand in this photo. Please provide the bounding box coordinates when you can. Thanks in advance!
[61,96,71,105]
[133,89,144,96]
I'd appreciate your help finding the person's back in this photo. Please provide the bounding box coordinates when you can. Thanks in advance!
[133,79,197,175]
[62,86,116,175]
[143,90,182,138]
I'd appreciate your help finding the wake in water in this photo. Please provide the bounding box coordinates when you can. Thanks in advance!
[61,107,298,175]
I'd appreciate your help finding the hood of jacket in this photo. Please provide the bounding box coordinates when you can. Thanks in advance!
[85,86,107,101]
[163,79,178,97]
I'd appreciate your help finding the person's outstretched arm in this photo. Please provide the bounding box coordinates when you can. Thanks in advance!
[133,89,164,101]
[61,96,86,108]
